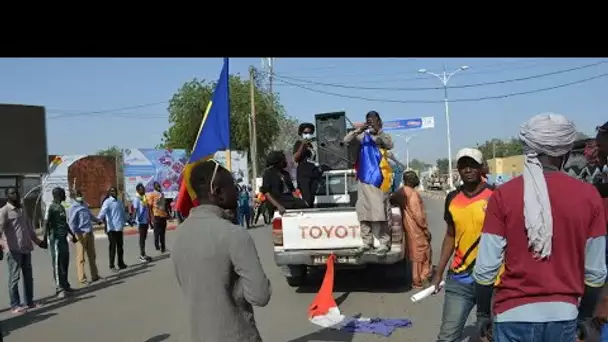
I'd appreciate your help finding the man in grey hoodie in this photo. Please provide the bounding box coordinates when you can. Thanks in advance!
[171,160,271,342]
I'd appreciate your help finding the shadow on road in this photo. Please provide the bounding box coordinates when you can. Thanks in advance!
[144,333,171,342]
[296,267,412,294]
[287,328,354,342]
[149,253,171,263]
[247,224,270,230]
[1,263,151,336]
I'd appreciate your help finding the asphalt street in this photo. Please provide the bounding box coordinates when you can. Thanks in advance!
[1,193,476,342]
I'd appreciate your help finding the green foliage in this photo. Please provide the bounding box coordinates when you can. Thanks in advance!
[436,158,449,174]
[96,146,124,191]
[476,138,523,159]
[270,115,300,153]
[475,132,590,161]
[97,145,122,157]
[409,158,431,171]
[160,73,285,173]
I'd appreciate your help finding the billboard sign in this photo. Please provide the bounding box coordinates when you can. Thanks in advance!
[122,149,188,200]
[381,116,435,132]
[213,150,249,186]
[0,104,48,175]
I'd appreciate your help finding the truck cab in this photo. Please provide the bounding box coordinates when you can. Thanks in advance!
[272,169,408,287]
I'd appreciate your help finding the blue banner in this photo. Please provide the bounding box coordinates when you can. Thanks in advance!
[382,116,435,132]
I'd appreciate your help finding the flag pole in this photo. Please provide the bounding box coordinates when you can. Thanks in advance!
[225,150,232,171]
[225,57,232,172]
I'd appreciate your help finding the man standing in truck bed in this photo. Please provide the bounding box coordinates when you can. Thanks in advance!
[343,111,394,256]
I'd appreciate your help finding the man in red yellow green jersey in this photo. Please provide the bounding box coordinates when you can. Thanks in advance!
[431,148,500,342]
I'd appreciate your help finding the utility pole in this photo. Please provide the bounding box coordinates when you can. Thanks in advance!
[249,66,258,186]
[268,58,275,115]
[418,64,470,190]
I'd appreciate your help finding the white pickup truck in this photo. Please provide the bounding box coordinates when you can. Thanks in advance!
[272,169,408,287]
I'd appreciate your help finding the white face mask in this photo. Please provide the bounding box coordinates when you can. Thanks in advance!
[302,133,313,140]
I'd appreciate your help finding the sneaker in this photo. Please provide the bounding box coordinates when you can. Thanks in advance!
[138,256,149,263]
[145,256,153,262]
[11,307,25,314]
[56,291,66,299]
[109,267,118,274]
[118,264,128,270]
[90,277,102,283]
[26,302,43,309]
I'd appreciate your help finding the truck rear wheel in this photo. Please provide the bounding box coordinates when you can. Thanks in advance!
[383,258,411,285]
[285,274,306,287]
[284,265,307,287]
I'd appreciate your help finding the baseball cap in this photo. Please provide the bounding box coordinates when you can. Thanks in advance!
[455,148,483,164]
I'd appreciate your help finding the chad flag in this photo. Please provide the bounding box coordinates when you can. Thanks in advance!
[354,133,392,192]
[175,58,231,217]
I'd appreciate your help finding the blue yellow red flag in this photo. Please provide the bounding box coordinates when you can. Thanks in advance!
[354,133,392,192]
[175,58,231,217]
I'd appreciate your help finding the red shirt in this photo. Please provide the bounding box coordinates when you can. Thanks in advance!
[483,172,606,315]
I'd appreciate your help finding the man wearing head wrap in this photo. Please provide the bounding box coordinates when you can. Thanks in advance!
[473,113,607,342]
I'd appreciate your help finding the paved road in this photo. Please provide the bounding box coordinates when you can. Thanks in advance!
[2,194,475,342]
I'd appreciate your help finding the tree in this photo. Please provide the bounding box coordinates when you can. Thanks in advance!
[270,115,300,153]
[436,158,450,174]
[476,138,523,159]
[97,146,124,190]
[160,73,286,174]
[477,132,591,160]
[409,158,431,171]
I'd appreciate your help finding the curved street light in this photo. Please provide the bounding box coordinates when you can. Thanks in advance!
[418,65,469,190]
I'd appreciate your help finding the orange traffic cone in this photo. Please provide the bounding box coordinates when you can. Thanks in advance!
[308,254,345,327]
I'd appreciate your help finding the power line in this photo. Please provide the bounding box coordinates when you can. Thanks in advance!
[46,101,168,119]
[275,71,608,104]
[48,112,169,120]
[269,61,607,91]
[274,58,580,83]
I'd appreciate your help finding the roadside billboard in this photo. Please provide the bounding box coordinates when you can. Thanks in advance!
[1,104,48,175]
[43,155,116,209]
[122,149,250,200]
[213,150,249,186]
[122,149,187,200]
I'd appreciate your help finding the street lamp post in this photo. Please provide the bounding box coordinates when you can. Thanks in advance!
[394,133,415,170]
[418,65,469,190]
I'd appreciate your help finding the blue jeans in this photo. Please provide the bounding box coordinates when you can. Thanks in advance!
[238,207,250,227]
[494,320,577,342]
[6,251,34,308]
[437,276,477,342]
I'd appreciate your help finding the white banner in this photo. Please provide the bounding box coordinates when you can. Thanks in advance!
[214,150,249,186]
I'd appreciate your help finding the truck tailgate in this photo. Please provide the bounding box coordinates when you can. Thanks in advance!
[280,207,401,250]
